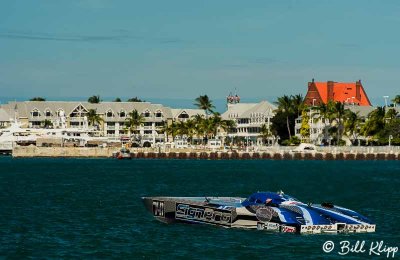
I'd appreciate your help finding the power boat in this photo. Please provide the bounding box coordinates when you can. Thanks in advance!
[142,191,375,234]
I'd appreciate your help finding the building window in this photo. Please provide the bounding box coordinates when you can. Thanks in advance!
[178,113,189,119]
[31,109,40,117]
[143,110,151,117]
[106,110,114,118]
[119,111,126,117]
[70,122,80,127]
[155,111,162,118]
[45,110,52,117]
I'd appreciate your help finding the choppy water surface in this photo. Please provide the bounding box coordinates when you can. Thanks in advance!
[0,157,399,259]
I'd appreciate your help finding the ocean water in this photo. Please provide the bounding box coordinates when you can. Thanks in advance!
[0,157,399,259]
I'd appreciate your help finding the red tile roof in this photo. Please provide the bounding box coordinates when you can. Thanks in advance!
[305,81,372,106]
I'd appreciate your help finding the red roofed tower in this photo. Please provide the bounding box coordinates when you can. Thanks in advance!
[304,79,372,106]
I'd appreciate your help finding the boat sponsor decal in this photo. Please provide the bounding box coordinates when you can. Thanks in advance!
[281,225,296,233]
[255,207,274,222]
[152,200,165,217]
[257,222,265,230]
[175,203,231,225]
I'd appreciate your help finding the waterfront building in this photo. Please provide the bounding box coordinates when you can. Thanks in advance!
[294,105,376,144]
[171,109,206,122]
[0,108,12,128]
[304,79,372,106]
[221,100,276,146]
[0,101,204,147]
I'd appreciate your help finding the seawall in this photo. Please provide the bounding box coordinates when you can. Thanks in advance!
[11,146,400,160]
[12,146,114,158]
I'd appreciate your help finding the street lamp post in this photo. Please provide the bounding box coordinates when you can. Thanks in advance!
[383,96,389,108]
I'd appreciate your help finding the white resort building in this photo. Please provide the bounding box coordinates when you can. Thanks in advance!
[0,101,205,147]
[294,105,378,145]
[221,100,276,146]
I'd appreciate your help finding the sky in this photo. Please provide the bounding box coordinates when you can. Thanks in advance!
[0,0,399,107]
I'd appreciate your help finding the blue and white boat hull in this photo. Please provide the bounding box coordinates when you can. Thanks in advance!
[142,192,376,234]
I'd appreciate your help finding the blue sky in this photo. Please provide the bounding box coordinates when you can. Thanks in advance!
[0,0,399,106]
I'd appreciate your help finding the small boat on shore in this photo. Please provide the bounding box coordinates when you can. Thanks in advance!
[142,191,375,234]
[115,147,131,159]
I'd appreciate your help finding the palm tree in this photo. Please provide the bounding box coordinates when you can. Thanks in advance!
[291,94,304,117]
[43,119,53,128]
[184,119,196,144]
[332,101,347,144]
[386,108,398,120]
[160,121,177,142]
[192,114,206,143]
[344,110,361,145]
[392,95,400,107]
[275,95,294,139]
[362,106,385,139]
[194,95,215,117]
[87,109,103,129]
[175,121,188,138]
[88,95,101,104]
[259,124,272,145]
[125,109,145,137]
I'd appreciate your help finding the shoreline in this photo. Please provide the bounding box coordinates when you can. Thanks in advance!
[10,146,400,160]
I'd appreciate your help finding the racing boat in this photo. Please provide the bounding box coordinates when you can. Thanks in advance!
[142,191,375,234]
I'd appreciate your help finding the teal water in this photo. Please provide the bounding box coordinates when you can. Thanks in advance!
[0,157,399,259]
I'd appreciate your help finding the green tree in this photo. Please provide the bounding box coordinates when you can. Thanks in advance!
[125,109,145,136]
[113,97,122,102]
[88,95,101,104]
[87,109,103,129]
[160,121,177,142]
[332,101,347,144]
[194,95,215,117]
[392,95,400,107]
[344,110,361,145]
[299,110,310,142]
[275,95,294,139]
[362,106,385,139]
[291,94,305,117]
[30,97,46,101]
[259,124,272,145]
[175,121,188,138]
[43,119,53,128]
[127,97,144,102]
[386,108,398,120]
[192,114,206,143]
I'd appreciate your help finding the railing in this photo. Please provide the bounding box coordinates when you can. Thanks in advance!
[256,145,400,153]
